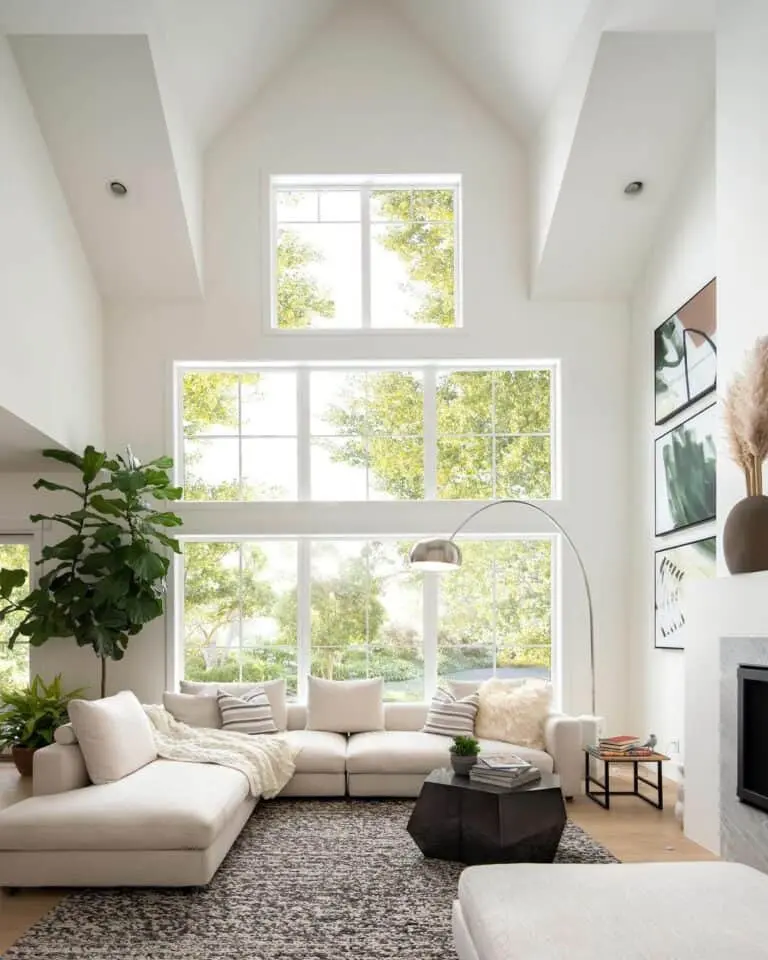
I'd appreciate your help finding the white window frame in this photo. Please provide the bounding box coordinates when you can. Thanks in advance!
[265,174,463,333]
[175,361,559,502]
[175,533,557,704]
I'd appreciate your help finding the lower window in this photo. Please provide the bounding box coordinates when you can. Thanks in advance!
[181,537,553,701]
[0,540,31,688]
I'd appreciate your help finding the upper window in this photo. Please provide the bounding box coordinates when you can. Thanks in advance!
[179,365,554,502]
[270,175,461,330]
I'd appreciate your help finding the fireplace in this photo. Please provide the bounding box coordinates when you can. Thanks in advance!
[738,665,768,813]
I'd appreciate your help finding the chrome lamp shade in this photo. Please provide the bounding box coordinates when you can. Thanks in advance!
[409,538,462,571]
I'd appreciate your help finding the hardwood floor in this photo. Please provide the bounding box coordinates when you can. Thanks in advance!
[0,763,715,954]
[569,768,716,863]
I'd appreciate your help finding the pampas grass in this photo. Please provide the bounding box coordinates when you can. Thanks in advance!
[726,336,768,496]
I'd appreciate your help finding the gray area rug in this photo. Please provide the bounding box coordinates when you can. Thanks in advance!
[3,799,618,960]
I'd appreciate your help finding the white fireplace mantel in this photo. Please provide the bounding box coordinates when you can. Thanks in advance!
[684,571,768,854]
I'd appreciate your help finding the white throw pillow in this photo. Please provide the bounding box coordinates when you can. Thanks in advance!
[68,690,157,784]
[180,678,288,731]
[422,687,480,737]
[163,692,221,729]
[217,687,278,735]
[446,679,481,699]
[306,676,384,733]
[474,678,552,749]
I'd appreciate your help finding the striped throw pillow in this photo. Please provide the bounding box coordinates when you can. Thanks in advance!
[422,687,480,737]
[217,687,278,735]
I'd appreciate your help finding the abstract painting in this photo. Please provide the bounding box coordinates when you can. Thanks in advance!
[655,279,717,425]
[655,536,716,649]
[655,403,717,536]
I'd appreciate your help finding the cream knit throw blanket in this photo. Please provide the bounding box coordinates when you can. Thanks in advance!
[143,704,298,799]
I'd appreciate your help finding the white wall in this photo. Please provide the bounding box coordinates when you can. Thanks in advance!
[0,34,103,453]
[628,114,715,769]
[4,3,632,717]
[716,0,768,523]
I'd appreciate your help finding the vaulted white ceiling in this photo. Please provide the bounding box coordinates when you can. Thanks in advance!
[0,0,716,302]
[393,0,592,135]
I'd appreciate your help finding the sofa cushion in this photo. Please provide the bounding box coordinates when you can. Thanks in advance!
[163,692,221,729]
[384,702,429,731]
[422,688,479,737]
[68,691,157,785]
[217,688,278,735]
[346,730,553,776]
[475,679,551,749]
[180,679,288,731]
[280,730,348,773]
[0,760,250,851]
[306,676,384,733]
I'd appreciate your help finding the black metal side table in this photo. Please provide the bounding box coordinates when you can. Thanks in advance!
[584,748,669,810]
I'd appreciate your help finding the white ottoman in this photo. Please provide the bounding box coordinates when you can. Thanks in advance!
[454,861,768,959]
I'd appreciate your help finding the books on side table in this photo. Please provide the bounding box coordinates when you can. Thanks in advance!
[592,735,654,758]
[469,754,542,790]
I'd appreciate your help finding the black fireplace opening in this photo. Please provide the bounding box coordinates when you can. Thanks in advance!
[738,665,768,813]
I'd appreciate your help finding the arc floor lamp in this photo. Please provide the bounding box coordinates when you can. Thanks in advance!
[409,499,596,716]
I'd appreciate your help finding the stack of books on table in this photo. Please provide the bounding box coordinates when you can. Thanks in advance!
[592,736,654,758]
[469,754,542,789]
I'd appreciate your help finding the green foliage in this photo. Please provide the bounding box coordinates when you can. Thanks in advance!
[0,674,85,750]
[438,541,551,654]
[276,230,335,329]
[322,369,551,500]
[0,447,182,695]
[450,734,480,757]
[0,543,31,687]
[373,188,455,328]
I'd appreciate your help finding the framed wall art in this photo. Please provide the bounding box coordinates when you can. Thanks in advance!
[655,403,717,536]
[654,278,717,426]
[655,535,716,649]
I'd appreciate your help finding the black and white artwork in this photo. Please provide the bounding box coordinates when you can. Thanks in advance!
[655,536,716,649]
[655,403,717,537]
[654,279,717,425]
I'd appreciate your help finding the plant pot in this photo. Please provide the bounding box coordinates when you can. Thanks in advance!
[450,754,478,776]
[11,745,36,778]
[723,495,768,574]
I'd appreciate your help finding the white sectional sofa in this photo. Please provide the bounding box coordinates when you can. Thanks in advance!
[0,692,590,888]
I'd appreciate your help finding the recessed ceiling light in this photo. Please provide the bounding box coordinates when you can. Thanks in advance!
[624,180,644,196]
[108,180,128,197]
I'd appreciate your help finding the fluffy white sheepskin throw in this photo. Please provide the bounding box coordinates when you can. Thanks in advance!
[474,678,551,749]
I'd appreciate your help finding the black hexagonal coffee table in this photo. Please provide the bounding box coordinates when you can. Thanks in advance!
[407,768,566,865]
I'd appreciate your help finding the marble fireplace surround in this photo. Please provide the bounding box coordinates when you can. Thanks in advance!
[684,572,768,858]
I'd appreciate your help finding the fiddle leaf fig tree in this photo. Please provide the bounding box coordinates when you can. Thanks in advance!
[0,446,183,697]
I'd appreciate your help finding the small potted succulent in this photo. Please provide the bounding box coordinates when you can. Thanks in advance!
[0,674,84,776]
[450,735,480,776]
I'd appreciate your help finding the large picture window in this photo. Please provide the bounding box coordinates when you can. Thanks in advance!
[179,365,554,502]
[270,175,460,330]
[0,540,31,688]
[181,537,553,701]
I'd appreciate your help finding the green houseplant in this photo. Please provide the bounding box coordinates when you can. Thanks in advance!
[0,446,182,698]
[450,734,480,776]
[0,674,85,775]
